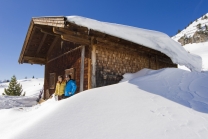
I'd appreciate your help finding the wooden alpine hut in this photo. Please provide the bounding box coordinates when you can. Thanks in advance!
[18,16,177,99]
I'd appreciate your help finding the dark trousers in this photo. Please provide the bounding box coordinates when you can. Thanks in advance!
[58,95,62,101]
[62,95,70,99]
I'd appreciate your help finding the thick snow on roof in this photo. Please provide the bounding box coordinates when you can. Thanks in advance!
[66,16,202,72]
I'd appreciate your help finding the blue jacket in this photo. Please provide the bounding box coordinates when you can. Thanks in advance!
[64,80,77,97]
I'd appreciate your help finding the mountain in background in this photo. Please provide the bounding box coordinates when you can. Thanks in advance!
[172,13,208,46]
[172,13,208,71]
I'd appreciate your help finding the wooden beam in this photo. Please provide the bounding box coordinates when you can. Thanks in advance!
[61,35,90,45]
[47,36,59,57]
[96,37,164,56]
[36,33,47,55]
[96,37,126,48]
[27,60,46,65]
[53,27,63,35]
[24,56,46,64]
[19,21,34,63]
[91,45,96,88]
[80,45,85,92]
[24,56,45,62]
[88,58,92,89]
[156,55,158,69]
[47,45,83,63]
[57,27,89,39]
[53,27,90,39]
[41,29,59,37]
[24,26,39,54]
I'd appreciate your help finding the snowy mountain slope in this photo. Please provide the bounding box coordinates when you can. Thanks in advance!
[66,16,202,72]
[0,78,44,109]
[172,13,208,42]
[1,68,208,139]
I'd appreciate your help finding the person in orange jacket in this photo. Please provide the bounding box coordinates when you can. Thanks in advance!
[54,75,66,101]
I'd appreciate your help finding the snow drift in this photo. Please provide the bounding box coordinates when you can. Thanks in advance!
[1,68,208,139]
[66,16,202,72]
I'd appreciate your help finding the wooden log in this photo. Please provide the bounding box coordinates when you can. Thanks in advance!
[61,35,90,45]
[36,33,47,55]
[24,26,38,55]
[80,45,85,92]
[88,58,92,89]
[155,55,158,69]
[40,28,59,37]
[58,27,89,39]
[91,45,96,88]
[47,45,83,63]
[24,56,46,64]
[47,36,59,57]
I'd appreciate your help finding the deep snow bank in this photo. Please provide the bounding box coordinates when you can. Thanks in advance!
[0,95,39,109]
[2,68,208,139]
[127,68,208,113]
[67,16,202,72]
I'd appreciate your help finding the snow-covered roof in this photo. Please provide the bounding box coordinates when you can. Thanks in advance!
[66,16,202,72]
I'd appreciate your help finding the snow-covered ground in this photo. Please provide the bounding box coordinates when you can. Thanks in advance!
[0,78,44,109]
[178,42,208,71]
[0,68,208,139]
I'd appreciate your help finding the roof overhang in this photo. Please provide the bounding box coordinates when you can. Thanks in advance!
[18,16,66,64]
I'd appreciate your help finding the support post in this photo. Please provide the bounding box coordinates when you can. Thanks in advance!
[91,45,96,88]
[80,45,85,92]
[156,55,158,69]
[88,58,92,89]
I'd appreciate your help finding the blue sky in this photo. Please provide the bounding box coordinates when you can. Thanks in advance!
[0,0,207,81]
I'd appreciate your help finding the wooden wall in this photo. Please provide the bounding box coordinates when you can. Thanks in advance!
[94,43,176,87]
[44,40,90,98]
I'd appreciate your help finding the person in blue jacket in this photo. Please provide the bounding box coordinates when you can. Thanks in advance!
[64,74,77,98]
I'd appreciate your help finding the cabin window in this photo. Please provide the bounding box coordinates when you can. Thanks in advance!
[49,73,56,89]
[65,68,75,79]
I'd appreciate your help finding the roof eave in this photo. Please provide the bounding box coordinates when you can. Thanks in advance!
[18,20,34,64]
[19,16,67,64]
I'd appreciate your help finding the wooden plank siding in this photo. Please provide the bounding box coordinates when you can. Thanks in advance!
[44,39,90,98]
[93,42,176,87]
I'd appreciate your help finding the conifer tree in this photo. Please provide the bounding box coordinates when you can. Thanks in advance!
[2,75,26,96]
